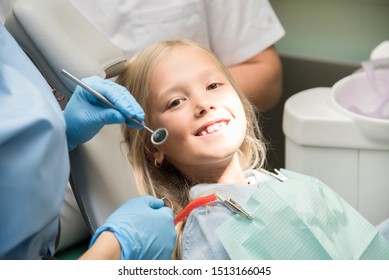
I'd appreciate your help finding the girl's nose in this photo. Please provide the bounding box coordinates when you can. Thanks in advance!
[194,97,216,117]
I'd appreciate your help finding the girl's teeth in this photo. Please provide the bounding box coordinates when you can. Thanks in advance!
[198,121,227,136]
[207,125,215,133]
[214,122,223,130]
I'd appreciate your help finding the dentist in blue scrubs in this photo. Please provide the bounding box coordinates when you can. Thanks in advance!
[0,23,176,260]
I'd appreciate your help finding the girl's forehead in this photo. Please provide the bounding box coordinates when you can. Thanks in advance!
[160,45,216,67]
[152,47,219,82]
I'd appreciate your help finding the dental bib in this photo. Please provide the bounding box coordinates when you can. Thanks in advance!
[216,169,389,259]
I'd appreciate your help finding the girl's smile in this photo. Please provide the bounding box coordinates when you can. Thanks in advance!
[194,119,230,137]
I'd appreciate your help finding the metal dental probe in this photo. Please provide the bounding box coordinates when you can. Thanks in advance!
[61,69,168,145]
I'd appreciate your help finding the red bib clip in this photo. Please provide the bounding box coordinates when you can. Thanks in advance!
[174,194,217,225]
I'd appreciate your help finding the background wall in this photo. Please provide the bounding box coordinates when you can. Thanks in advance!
[271,0,389,63]
[263,0,389,169]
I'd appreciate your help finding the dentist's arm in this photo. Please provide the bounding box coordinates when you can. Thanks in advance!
[228,45,282,112]
[79,196,176,260]
[79,231,121,260]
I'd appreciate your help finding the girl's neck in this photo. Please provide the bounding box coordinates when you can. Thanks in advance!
[185,155,247,185]
[216,158,247,185]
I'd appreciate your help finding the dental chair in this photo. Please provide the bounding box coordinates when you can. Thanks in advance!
[4,0,140,240]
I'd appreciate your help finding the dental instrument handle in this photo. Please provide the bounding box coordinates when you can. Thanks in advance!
[61,69,154,134]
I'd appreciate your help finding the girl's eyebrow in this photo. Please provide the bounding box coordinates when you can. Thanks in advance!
[159,84,185,98]
[158,68,222,98]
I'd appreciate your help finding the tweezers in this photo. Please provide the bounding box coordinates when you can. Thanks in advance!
[216,193,252,221]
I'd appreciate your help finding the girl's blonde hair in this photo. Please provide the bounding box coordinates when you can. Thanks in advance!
[116,39,267,258]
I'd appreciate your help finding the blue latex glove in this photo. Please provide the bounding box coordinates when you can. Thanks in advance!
[90,195,176,260]
[64,76,145,151]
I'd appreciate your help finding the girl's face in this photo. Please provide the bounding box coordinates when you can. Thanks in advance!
[149,46,247,181]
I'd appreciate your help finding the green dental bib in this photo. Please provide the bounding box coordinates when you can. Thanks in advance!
[216,169,389,259]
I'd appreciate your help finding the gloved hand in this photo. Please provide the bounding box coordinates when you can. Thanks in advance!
[90,195,176,260]
[64,76,145,151]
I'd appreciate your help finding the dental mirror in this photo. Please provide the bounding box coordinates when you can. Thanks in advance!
[61,69,168,145]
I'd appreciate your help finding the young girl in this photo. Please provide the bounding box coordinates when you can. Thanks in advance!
[116,39,272,259]
[116,40,389,260]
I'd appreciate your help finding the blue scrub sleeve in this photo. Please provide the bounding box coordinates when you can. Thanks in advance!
[0,23,70,259]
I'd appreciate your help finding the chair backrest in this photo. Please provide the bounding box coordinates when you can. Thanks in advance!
[4,0,126,98]
[5,0,139,233]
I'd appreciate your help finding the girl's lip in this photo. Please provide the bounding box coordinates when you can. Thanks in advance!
[194,119,230,136]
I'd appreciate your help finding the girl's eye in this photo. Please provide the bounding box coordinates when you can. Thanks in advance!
[168,98,183,108]
[207,83,220,90]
